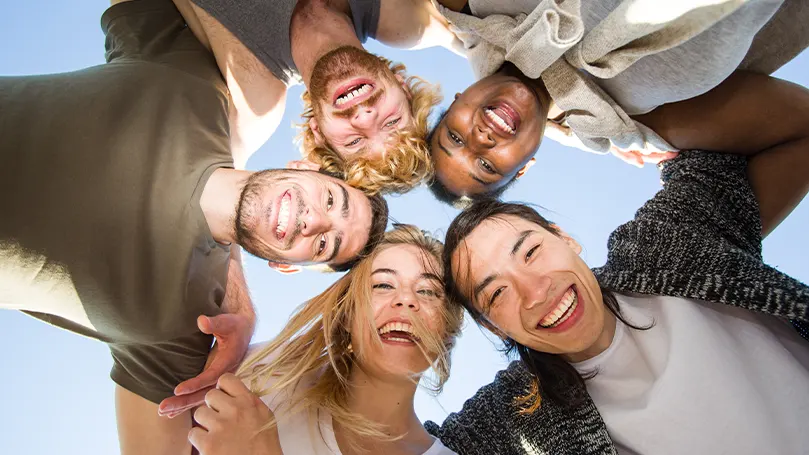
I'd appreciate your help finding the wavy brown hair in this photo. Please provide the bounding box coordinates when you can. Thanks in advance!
[298,57,442,195]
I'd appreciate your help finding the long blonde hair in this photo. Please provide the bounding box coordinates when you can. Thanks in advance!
[297,57,442,195]
[237,224,464,442]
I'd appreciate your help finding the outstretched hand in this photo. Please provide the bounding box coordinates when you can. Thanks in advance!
[158,313,253,418]
[611,147,679,168]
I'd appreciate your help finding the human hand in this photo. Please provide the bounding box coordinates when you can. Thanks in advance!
[610,147,679,168]
[158,313,253,418]
[188,374,281,455]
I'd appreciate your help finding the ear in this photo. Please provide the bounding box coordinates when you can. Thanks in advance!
[286,159,321,171]
[308,118,326,146]
[267,261,302,274]
[515,157,536,180]
[551,225,582,255]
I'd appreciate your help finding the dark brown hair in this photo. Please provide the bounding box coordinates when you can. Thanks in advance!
[330,189,389,272]
[443,200,649,412]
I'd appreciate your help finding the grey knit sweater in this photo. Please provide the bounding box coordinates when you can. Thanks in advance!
[425,150,809,455]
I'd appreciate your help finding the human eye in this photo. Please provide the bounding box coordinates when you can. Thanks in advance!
[372,283,394,290]
[447,129,463,145]
[317,234,327,256]
[326,190,334,211]
[385,117,401,128]
[417,288,439,298]
[478,158,496,174]
[487,287,505,310]
[525,241,542,262]
[346,137,361,147]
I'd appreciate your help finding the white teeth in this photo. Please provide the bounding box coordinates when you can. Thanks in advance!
[485,108,515,135]
[276,195,290,236]
[336,84,371,106]
[377,321,418,341]
[539,288,578,328]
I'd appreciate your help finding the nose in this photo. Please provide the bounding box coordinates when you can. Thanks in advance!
[392,287,421,312]
[519,275,552,311]
[301,205,332,236]
[351,106,378,130]
[470,124,496,149]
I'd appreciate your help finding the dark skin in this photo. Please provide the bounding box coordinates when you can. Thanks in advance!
[431,64,552,196]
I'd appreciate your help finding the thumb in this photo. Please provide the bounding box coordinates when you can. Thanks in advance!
[198,313,239,336]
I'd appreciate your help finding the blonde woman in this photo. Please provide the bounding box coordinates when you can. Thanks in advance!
[188,225,464,455]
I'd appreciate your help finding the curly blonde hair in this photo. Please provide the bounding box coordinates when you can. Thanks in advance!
[298,57,442,195]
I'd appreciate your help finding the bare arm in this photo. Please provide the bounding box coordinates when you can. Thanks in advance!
[634,71,809,236]
[171,0,287,166]
[116,386,192,455]
[376,0,465,55]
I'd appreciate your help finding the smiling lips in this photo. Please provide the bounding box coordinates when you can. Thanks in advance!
[332,78,375,108]
[378,321,420,345]
[275,191,291,240]
[538,285,579,329]
[484,102,520,136]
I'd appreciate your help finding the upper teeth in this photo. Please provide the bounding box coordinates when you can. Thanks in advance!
[539,288,578,328]
[485,108,515,135]
[276,195,290,236]
[336,84,372,106]
[377,321,418,340]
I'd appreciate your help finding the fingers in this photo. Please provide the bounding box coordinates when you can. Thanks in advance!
[174,368,221,396]
[159,386,212,417]
[204,388,234,414]
[193,405,218,429]
[187,427,208,451]
[217,373,251,397]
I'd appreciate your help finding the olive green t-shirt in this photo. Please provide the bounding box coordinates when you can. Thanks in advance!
[0,0,234,403]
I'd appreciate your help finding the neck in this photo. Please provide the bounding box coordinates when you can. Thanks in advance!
[564,298,617,363]
[340,366,427,445]
[290,0,365,86]
[200,168,251,245]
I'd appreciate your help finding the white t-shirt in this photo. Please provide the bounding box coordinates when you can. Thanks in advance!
[243,344,457,455]
[572,294,809,455]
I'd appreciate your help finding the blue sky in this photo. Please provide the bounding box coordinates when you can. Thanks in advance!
[0,1,807,454]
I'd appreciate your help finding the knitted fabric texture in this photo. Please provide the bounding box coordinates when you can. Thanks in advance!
[426,150,808,454]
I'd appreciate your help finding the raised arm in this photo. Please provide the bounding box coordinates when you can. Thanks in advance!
[376,0,465,55]
[171,0,287,166]
[116,386,192,455]
[634,71,809,236]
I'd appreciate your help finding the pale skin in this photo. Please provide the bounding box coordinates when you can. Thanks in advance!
[170,0,462,164]
[189,245,447,455]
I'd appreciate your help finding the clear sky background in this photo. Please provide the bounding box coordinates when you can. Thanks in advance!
[1,1,807,454]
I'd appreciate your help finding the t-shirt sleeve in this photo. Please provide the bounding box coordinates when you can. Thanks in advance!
[109,331,214,404]
[348,0,381,42]
[101,0,222,82]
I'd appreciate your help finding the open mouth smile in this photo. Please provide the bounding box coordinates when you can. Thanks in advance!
[483,101,520,136]
[333,78,375,108]
[377,320,421,345]
[274,190,292,240]
[537,285,582,330]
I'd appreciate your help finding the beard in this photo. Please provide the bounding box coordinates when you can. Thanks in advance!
[307,45,393,112]
[234,170,302,263]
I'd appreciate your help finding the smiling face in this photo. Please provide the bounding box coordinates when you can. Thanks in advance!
[351,244,447,379]
[431,72,549,197]
[307,46,412,159]
[234,169,372,267]
[450,215,609,359]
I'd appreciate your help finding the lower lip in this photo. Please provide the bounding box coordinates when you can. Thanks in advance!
[332,77,375,105]
[538,286,584,333]
[380,337,417,347]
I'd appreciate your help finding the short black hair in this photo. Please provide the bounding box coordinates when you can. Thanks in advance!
[426,108,518,207]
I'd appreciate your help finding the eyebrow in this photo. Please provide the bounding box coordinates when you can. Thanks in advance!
[339,184,349,219]
[326,232,343,264]
[437,129,453,157]
[474,274,498,301]
[511,230,535,256]
[372,269,443,283]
